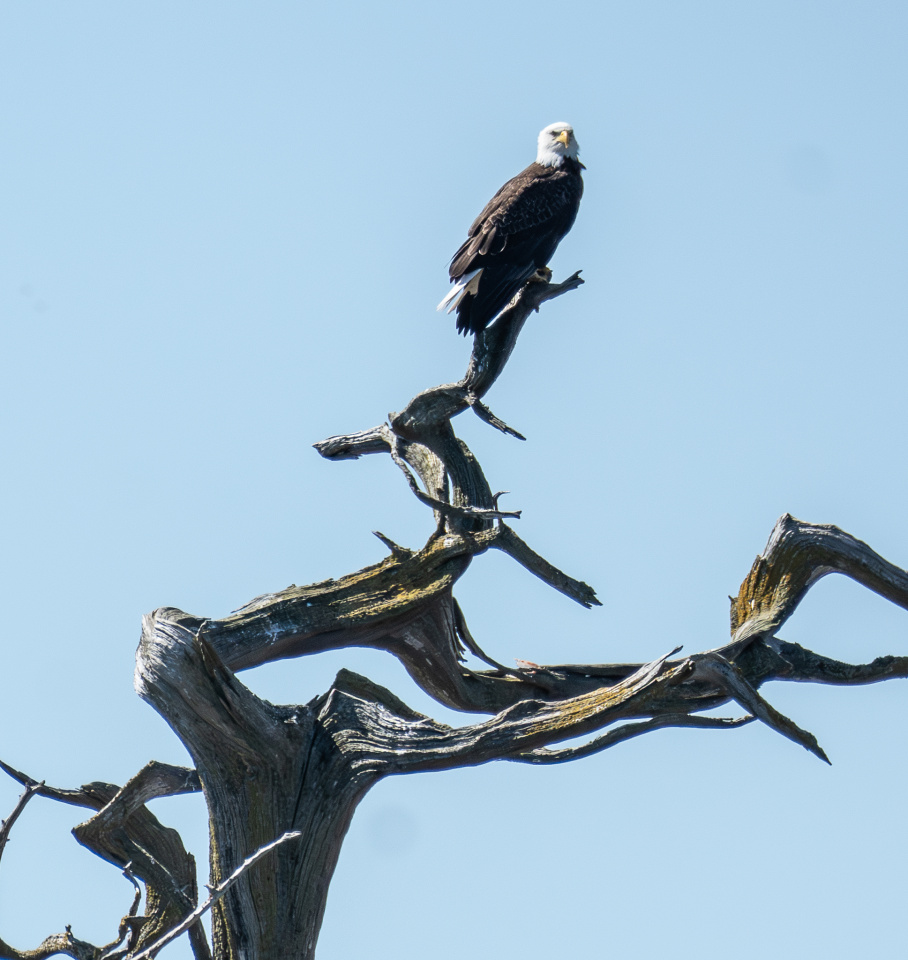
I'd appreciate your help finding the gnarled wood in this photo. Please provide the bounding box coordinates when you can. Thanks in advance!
[132,607,693,960]
[0,760,209,960]
[2,269,905,960]
[730,513,908,645]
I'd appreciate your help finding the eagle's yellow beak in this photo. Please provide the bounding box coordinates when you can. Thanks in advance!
[555,130,571,147]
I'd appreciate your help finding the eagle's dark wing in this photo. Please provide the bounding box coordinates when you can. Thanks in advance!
[450,163,582,277]
[447,161,583,334]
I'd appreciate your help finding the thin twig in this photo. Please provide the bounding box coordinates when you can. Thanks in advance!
[0,780,43,864]
[452,599,548,688]
[129,830,302,960]
[390,434,520,521]
[97,864,142,960]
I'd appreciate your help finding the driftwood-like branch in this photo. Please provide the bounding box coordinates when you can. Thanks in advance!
[5,507,906,960]
[389,433,521,521]
[144,519,597,691]
[388,271,584,439]
[466,396,526,439]
[325,654,698,777]
[130,612,733,958]
[464,271,585,398]
[503,514,908,701]
[0,781,107,960]
[72,764,210,959]
[0,760,200,812]
[691,654,829,762]
[97,865,144,960]
[135,612,372,960]
[181,526,496,672]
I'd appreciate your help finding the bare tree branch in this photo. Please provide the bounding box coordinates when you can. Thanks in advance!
[122,512,906,731]
[691,654,830,763]
[0,780,42,865]
[463,270,585,399]
[5,503,904,960]
[389,432,521,521]
[0,929,103,960]
[466,396,526,440]
[514,714,755,764]
[0,760,199,811]
[0,784,105,960]
[491,523,601,608]
[762,639,908,686]
[161,520,597,685]
[325,655,700,777]
[95,864,143,960]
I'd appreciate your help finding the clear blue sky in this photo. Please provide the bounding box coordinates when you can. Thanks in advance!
[2,3,906,958]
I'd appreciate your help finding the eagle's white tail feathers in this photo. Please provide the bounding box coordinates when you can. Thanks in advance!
[437,268,483,314]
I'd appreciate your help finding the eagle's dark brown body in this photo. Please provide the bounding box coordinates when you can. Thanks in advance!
[447,157,584,335]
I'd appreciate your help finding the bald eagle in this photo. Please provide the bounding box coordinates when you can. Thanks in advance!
[438,122,584,336]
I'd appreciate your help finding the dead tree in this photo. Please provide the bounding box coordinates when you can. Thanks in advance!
[2,271,907,960]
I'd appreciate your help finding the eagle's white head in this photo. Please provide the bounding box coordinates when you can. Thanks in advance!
[536,122,580,167]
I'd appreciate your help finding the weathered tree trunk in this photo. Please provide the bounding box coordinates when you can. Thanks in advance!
[2,272,907,960]
[136,611,374,960]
